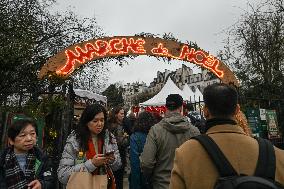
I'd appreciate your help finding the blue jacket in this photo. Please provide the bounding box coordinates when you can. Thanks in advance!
[129,132,147,189]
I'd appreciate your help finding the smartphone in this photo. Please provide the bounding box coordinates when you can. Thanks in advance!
[105,150,115,156]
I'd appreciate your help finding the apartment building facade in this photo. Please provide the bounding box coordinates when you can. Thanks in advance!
[122,64,220,107]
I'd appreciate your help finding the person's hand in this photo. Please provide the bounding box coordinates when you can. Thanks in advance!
[28,180,41,189]
[105,153,115,164]
[91,154,106,167]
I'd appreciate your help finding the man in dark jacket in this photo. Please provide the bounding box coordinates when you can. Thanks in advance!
[0,119,54,189]
[140,94,200,189]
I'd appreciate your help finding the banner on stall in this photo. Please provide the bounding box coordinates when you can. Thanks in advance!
[266,110,281,139]
[246,108,261,137]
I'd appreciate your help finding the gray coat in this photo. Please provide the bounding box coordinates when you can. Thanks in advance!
[57,130,122,185]
[140,111,200,189]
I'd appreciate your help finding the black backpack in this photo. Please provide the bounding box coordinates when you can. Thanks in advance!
[192,135,284,189]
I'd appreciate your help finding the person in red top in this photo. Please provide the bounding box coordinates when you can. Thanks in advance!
[58,104,122,189]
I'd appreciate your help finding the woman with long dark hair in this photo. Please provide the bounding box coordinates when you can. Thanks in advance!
[108,106,129,189]
[57,104,121,188]
[129,111,156,189]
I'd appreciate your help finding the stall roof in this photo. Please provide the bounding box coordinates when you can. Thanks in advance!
[74,89,107,104]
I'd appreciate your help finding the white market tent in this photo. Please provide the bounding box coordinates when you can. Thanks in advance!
[139,78,188,106]
[182,84,204,102]
[73,89,107,104]
[182,84,196,102]
[194,87,204,101]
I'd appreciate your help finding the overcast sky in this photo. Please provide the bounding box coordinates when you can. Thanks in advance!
[55,0,260,85]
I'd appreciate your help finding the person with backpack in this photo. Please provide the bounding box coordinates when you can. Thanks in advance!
[170,83,284,189]
[129,111,156,189]
[141,94,200,189]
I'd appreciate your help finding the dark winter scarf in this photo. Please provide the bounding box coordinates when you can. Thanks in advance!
[4,147,36,189]
[205,118,237,132]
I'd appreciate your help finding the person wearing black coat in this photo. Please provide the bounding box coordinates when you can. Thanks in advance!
[0,119,54,189]
[0,146,55,189]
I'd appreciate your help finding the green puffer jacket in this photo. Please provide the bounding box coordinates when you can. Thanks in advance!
[140,111,200,189]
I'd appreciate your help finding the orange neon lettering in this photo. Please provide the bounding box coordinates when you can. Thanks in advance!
[56,47,90,75]
[57,38,147,75]
[204,55,216,67]
[151,43,169,55]
[85,43,96,59]
[109,39,122,54]
[178,45,223,77]
[57,40,109,75]
[93,40,109,56]
[194,51,207,65]
[121,38,146,54]
[72,46,92,63]
[179,45,196,62]
[56,38,223,78]
[56,50,77,75]
[204,59,224,77]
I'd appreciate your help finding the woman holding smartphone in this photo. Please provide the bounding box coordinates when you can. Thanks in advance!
[57,104,121,189]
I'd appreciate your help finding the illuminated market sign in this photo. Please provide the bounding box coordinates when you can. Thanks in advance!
[38,36,239,86]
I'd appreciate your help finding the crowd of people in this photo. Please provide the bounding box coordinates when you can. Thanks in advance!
[0,83,283,189]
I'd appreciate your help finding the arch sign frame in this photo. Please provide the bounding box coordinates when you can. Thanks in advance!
[38,36,239,87]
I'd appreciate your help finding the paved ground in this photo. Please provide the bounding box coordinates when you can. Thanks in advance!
[123,177,129,189]
[124,151,130,189]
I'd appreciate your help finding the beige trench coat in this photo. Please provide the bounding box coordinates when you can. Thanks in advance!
[170,124,284,189]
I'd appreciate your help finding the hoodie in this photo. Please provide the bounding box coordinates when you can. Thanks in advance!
[140,111,200,189]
